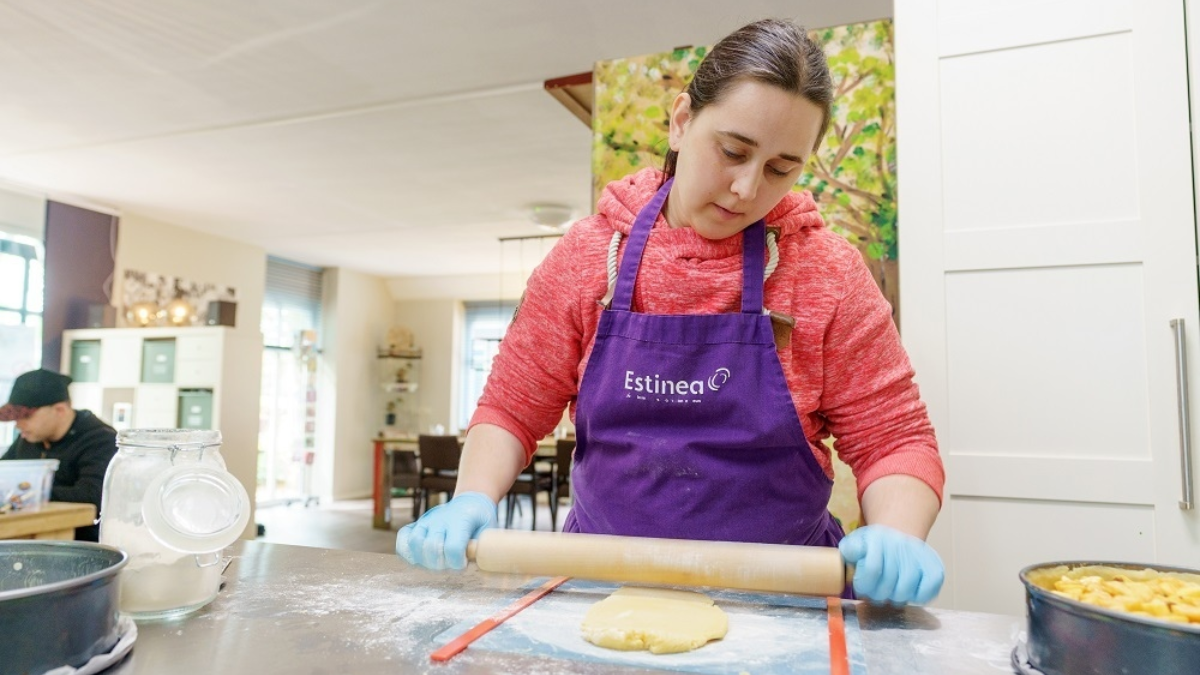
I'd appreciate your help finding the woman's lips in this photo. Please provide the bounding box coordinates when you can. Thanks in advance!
[712,203,742,220]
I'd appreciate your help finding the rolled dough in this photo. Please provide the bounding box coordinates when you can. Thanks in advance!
[580,586,729,654]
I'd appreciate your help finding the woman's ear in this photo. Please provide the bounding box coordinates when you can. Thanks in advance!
[667,92,693,152]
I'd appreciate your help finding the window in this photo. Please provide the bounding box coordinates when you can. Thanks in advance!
[458,300,518,429]
[0,233,43,446]
[0,236,42,329]
[258,257,323,506]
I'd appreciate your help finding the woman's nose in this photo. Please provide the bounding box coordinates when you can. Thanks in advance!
[730,167,760,201]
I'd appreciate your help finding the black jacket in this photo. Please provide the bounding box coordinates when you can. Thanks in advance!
[2,409,117,541]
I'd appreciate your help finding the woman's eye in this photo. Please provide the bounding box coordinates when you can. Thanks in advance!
[767,165,790,177]
[721,147,745,161]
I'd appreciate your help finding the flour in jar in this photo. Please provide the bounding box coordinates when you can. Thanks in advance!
[101,518,222,615]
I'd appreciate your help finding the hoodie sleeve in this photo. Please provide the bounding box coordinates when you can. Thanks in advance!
[468,220,602,463]
[50,427,117,509]
[819,249,945,504]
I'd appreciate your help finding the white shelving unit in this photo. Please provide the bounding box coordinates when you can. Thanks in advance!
[378,349,421,436]
[61,326,263,539]
[63,326,245,430]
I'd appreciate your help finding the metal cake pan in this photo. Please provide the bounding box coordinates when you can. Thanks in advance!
[0,540,128,675]
[1020,560,1200,675]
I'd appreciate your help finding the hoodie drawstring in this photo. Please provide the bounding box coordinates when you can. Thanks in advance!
[601,229,780,308]
[604,229,782,288]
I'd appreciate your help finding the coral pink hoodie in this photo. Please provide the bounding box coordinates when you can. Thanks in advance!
[470,168,944,503]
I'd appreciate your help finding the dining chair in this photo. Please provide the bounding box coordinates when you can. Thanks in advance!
[390,449,422,520]
[553,439,575,522]
[504,458,556,531]
[416,434,462,516]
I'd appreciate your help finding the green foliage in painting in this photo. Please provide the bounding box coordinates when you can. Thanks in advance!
[803,20,898,314]
[591,47,702,202]
[592,20,900,318]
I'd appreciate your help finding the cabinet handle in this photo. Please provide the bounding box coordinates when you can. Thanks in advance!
[1171,318,1194,510]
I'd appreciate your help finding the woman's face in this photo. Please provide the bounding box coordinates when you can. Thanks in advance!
[665,79,824,240]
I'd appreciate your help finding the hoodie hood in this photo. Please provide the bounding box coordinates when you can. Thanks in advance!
[596,167,826,238]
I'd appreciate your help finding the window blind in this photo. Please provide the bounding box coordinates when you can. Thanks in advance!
[262,256,323,348]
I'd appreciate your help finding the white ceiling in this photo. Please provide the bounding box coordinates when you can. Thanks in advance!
[0,0,891,278]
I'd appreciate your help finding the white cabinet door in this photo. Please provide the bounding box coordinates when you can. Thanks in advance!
[98,336,141,387]
[897,0,1200,615]
[134,385,178,429]
[175,332,220,387]
[176,333,220,361]
[175,359,219,387]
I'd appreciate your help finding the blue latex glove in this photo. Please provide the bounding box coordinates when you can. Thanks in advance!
[396,492,498,570]
[838,524,944,605]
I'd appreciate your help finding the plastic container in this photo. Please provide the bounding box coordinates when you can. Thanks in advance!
[100,429,248,620]
[0,459,59,511]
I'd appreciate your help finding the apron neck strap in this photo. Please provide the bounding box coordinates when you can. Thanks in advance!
[610,179,671,311]
[740,220,765,314]
[610,177,766,315]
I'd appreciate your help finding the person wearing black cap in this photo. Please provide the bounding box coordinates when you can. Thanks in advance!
[0,368,117,541]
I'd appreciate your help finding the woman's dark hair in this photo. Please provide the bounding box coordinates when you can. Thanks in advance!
[662,18,833,178]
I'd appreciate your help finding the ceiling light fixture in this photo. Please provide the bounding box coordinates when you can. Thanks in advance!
[527,202,575,232]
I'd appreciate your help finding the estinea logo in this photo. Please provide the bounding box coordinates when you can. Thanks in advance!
[623,367,730,397]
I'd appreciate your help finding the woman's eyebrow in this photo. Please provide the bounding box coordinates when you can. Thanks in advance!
[717,130,803,163]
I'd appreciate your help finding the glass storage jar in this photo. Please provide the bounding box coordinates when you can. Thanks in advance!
[100,429,249,620]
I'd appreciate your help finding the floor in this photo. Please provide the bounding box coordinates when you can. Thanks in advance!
[255,494,569,555]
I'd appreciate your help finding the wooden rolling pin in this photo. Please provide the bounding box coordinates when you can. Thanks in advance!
[465,529,851,597]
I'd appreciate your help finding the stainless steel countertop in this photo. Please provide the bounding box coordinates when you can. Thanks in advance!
[108,540,1023,674]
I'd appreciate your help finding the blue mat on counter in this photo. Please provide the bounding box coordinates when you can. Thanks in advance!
[433,578,868,675]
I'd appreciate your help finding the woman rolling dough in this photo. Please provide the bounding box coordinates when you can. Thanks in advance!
[398,17,944,606]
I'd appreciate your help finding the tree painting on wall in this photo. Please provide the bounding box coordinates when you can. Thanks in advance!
[593,19,899,323]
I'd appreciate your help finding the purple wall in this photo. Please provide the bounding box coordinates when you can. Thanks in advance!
[43,201,118,371]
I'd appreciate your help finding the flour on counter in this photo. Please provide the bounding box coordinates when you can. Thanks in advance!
[434,580,870,675]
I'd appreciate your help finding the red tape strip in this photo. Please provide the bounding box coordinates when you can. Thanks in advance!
[430,576,570,663]
[827,596,850,675]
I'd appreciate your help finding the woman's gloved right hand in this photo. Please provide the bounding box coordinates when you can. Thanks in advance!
[838,524,944,605]
[395,491,498,570]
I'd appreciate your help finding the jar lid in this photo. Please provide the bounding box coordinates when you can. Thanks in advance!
[141,465,250,554]
[118,428,222,451]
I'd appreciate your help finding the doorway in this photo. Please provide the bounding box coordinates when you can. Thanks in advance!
[258,257,323,506]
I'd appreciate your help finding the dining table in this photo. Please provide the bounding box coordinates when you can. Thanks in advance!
[372,435,566,529]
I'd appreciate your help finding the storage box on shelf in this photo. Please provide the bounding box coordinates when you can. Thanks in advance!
[68,340,101,383]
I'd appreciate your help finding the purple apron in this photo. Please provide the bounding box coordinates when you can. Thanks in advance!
[563,179,845,548]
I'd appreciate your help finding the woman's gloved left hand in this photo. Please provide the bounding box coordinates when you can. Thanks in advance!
[838,524,944,605]
[396,492,498,570]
